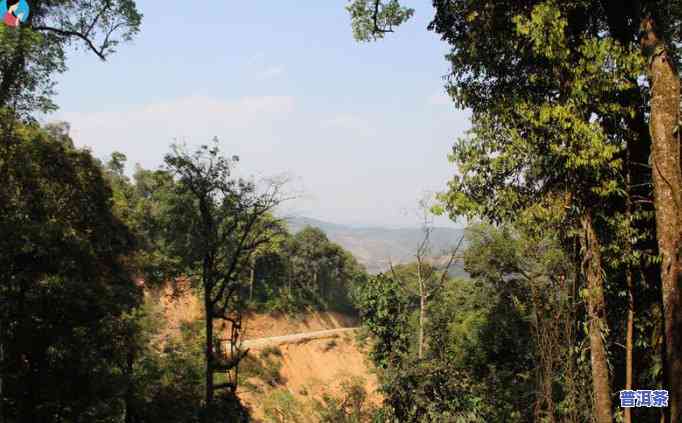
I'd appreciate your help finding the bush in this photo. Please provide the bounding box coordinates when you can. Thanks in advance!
[263,389,302,423]
[239,353,283,387]
[316,377,375,423]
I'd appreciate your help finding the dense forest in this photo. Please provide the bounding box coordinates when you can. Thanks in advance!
[2,0,682,422]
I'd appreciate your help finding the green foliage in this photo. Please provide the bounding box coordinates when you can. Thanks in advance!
[315,376,375,423]
[0,122,141,421]
[346,0,414,42]
[0,124,260,421]
[354,223,592,421]
[128,297,249,423]
[240,352,283,387]
[378,358,488,422]
[262,389,302,423]
[131,314,206,423]
[354,273,411,369]
[105,148,368,320]
[432,0,646,229]
[414,1,674,419]
[161,140,291,411]
[0,1,142,115]
[105,155,185,288]
[250,225,368,314]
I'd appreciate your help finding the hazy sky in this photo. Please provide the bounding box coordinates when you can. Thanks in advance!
[51,0,471,228]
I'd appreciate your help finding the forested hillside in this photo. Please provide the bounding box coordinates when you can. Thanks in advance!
[286,216,466,275]
[2,0,682,422]
[1,122,369,421]
[346,1,682,422]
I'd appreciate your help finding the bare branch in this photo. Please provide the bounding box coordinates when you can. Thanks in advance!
[388,257,403,284]
[438,235,465,286]
[32,26,107,61]
[84,1,112,37]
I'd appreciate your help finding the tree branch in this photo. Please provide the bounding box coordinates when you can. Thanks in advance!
[438,235,465,286]
[372,0,394,34]
[32,26,107,61]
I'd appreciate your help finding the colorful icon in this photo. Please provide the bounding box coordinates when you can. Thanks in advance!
[1,0,30,28]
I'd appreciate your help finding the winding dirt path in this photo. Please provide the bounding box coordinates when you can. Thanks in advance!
[242,327,359,349]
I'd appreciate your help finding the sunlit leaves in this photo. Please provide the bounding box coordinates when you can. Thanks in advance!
[0,0,142,115]
[346,0,414,42]
[439,1,648,228]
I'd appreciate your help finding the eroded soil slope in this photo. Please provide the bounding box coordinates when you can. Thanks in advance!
[152,285,379,422]
[240,332,380,422]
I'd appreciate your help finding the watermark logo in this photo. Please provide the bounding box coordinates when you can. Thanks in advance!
[619,390,668,408]
[1,0,30,28]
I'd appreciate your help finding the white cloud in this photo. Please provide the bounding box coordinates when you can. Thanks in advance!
[60,95,294,135]
[55,95,296,168]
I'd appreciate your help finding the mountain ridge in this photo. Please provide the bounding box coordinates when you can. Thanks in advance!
[284,216,467,275]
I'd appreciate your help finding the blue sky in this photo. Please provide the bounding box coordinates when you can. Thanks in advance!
[52,0,470,227]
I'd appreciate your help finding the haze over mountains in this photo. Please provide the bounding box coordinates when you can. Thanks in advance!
[285,216,467,275]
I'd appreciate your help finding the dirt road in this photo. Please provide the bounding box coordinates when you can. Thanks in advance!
[241,327,359,349]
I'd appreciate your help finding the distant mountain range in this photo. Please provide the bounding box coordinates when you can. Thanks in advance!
[285,216,468,276]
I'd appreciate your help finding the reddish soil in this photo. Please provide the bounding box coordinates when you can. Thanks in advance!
[149,284,378,422]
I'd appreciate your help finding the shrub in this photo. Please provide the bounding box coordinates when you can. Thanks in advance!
[316,377,375,423]
[239,353,283,387]
[263,389,302,423]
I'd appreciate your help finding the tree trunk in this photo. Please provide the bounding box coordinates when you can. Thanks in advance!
[625,266,634,423]
[529,278,556,423]
[581,214,612,423]
[625,158,635,423]
[417,261,425,359]
[642,17,682,423]
[249,265,255,302]
[124,349,135,423]
[204,287,214,422]
[563,273,579,423]
[0,316,4,423]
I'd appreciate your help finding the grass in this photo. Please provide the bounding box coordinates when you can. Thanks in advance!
[239,352,283,387]
[262,389,302,423]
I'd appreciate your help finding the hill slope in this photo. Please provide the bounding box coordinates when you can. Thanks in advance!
[154,286,377,422]
[239,321,379,423]
[286,216,467,275]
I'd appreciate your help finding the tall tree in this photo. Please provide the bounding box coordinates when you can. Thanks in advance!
[463,223,580,422]
[348,1,682,419]
[401,196,462,360]
[640,13,682,422]
[164,141,287,419]
[0,121,141,421]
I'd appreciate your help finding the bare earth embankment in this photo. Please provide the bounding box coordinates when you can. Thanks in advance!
[238,313,380,422]
[153,285,379,422]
